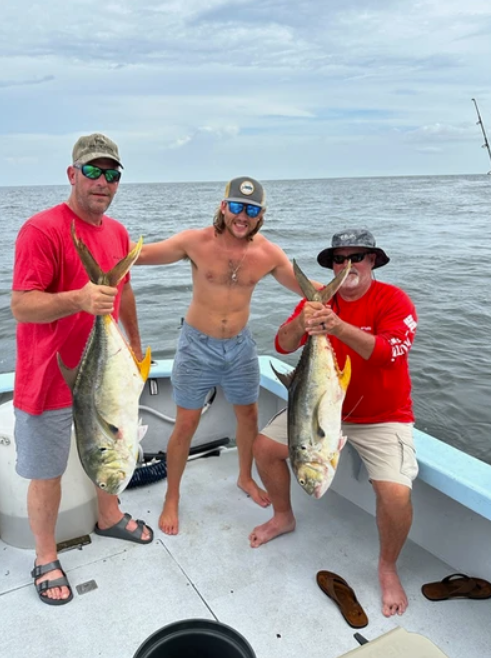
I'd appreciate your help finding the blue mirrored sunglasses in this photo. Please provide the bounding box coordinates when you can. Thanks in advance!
[74,163,121,183]
[227,201,262,218]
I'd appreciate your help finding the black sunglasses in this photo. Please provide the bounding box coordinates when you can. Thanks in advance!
[332,251,372,265]
[74,163,121,183]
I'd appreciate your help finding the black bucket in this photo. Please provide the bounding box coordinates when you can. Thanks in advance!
[133,619,256,658]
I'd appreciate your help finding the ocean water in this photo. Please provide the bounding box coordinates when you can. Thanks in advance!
[1,175,490,464]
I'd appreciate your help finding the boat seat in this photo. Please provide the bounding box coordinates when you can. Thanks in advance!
[338,628,449,656]
[339,628,448,658]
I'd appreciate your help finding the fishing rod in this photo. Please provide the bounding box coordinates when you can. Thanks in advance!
[472,98,491,174]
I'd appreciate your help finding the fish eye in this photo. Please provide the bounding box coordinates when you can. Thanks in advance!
[99,482,107,489]
[299,478,305,485]
[99,447,107,453]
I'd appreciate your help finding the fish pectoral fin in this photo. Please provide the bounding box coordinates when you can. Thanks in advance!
[313,392,330,439]
[338,434,348,451]
[95,408,122,441]
[137,423,148,442]
[57,353,79,391]
[270,362,295,389]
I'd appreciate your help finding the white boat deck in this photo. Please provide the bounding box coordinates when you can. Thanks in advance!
[2,447,490,658]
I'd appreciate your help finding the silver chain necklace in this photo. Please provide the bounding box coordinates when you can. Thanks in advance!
[229,243,249,283]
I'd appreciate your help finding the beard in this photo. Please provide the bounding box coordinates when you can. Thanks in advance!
[340,269,361,291]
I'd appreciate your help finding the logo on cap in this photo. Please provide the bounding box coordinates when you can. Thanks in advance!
[240,181,255,196]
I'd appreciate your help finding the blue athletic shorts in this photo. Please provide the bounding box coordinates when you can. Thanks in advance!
[171,322,260,409]
[14,406,73,479]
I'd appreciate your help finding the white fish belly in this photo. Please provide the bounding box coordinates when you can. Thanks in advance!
[307,337,345,456]
[94,319,145,458]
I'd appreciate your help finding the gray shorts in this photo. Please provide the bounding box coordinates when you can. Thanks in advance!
[14,407,73,480]
[172,322,260,409]
[262,409,418,488]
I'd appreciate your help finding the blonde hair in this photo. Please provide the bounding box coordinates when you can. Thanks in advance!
[213,206,264,240]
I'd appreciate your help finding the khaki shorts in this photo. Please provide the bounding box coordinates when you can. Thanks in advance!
[261,409,418,488]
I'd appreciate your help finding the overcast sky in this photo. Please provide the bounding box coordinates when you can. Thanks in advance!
[1,0,491,186]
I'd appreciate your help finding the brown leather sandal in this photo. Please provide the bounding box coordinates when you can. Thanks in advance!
[422,573,491,601]
[316,570,368,628]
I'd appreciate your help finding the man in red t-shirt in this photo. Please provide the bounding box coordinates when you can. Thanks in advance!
[249,229,418,619]
[11,133,153,606]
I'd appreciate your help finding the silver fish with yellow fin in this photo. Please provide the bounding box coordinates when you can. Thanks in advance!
[272,260,351,499]
[58,224,152,495]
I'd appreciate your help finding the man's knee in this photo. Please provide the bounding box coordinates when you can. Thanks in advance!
[372,480,412,506]
[253,433,287,463]
[172,408,202,439]
[234,402,258,422]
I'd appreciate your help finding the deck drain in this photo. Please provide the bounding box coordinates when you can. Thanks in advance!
[57,534,91,553]
[76,580,98,595]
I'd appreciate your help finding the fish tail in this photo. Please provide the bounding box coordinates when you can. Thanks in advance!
[292,259,352,303]
[71,221,143,286]
[319,262,351,304]
[105,237,143,287]
[293,260,320,301]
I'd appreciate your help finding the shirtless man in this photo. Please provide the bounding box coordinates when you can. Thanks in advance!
[136,177,304,535]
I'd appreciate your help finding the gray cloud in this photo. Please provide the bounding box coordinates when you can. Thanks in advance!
[1,1,491,185]
[0,75,54,89]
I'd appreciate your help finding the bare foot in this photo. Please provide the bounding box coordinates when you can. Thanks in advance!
[379,567,408,616]
[238,477,271,507]
[249,513,296,548]
[34,561,71,602]
[159,497,179,535]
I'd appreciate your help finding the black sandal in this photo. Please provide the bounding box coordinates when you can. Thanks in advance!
[31,559,74,606]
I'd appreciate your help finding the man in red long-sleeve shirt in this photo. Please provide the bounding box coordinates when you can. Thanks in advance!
[249,228,418,619]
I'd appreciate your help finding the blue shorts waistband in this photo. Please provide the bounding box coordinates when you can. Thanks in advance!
[182,321,252,346]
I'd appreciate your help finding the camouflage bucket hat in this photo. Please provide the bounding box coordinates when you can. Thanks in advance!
[72,133,123,168]
[223,176,265,208]
[317,228,390,270]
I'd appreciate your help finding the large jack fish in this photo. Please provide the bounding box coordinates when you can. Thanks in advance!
[272,260,351,499]
[58,224,152,495]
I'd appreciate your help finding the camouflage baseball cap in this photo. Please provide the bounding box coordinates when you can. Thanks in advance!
[223,176,265,208]
[317,228,390,270]
[72,133,123,168]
